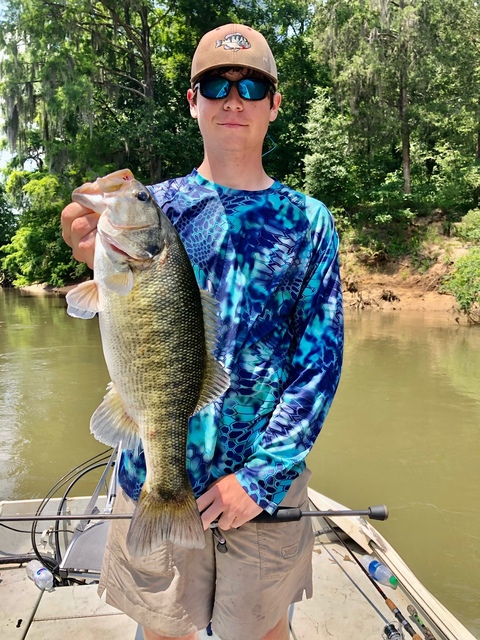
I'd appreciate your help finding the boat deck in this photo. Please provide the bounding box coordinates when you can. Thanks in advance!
[1,522,410,639]
[1,539,403,640]
[1,491,475,640]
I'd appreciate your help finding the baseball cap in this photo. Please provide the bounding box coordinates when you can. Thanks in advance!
[191,24,278,88]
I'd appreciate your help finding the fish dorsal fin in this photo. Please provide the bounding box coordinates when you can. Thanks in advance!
[66,280,101,319]
[103,270,134,296]
[195,290,230,412]
[90,382,140,450]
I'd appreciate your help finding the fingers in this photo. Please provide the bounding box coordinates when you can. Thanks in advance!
[61,202,99,269]
[196,475,263,531]
[200,502,224,531]
[197,486,223,530]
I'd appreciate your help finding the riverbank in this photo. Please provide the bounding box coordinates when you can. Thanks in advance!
[339,237,465,317]
[17,271,460,317]
[341,265,458,314]
[17,283,75,297]
[12,235,470,320]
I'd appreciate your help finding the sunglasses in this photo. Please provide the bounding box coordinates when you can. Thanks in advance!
[195,76,274,101]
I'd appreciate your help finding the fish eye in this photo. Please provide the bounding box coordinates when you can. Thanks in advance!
[136,191,150,202]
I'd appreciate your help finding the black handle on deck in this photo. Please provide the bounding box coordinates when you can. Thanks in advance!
[251,505,389,523]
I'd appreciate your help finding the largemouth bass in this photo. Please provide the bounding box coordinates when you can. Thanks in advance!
[66,168,229,556]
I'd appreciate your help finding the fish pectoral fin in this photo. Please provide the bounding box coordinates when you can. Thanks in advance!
[90,382,140,449]
[195,356,230,412]
[126,488,206,556]
[66,280,101,319]
[194,289,230,412]
[103,270,134,296]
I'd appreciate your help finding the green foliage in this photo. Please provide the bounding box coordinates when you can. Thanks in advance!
[1,0,480,286]
[0,183,17,279]
[454,209,480,242]
[304,87,357,208]
[1,171,89,286]
[441,248,480,320]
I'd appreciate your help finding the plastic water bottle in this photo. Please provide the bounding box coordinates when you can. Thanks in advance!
[26,559,54,591]
[359,554,398,588]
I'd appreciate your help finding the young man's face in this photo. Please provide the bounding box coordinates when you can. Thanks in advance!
[187,68,281,156]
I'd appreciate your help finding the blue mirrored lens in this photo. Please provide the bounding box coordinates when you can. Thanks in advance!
[237,79,268,100]
[201,78,230,99]
[199,77,270,101]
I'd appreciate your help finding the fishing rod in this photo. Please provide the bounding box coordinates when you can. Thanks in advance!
[252,504,388,523]
[325,523,423,640]
[0,504,389,524]
[407,605,437,640]
[206,505,387,554]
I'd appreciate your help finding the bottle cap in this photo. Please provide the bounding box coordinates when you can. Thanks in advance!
[390,575,399,587]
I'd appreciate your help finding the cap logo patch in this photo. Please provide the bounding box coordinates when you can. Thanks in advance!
[215,32,251,51]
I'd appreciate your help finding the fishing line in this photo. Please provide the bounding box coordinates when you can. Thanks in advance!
[53,460,112,569]
[318,534,389,624]
[0,522,44,535]
[262,133,277,157]
[324,522,422,640]
[18,589,43,640]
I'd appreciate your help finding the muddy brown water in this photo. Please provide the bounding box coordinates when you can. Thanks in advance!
[0,289,478,636]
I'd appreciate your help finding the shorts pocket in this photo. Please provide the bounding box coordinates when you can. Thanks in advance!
[125,540,175,577]
[257,498,314,579]
[108,491,175,578]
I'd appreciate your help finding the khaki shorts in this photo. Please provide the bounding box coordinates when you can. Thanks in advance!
[98,469,314,640]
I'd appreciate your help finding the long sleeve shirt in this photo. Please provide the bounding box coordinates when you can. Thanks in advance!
[118,169,344,511]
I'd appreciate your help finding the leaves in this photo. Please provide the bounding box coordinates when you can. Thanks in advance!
[0,0,479,304]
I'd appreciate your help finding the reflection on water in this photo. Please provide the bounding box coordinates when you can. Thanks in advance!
[0,291,479,635]
[0,289,109,501]
[309,310,480,636]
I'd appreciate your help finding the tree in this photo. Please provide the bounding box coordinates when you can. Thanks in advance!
[0,182,17,283]
[311,0,480,216]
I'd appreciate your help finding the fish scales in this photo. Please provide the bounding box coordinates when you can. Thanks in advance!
[101,234,205,498]
[66,168,230,556]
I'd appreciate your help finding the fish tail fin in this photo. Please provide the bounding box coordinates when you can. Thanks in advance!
[126,488,205,556]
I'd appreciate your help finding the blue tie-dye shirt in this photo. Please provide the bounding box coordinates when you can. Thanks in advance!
[118,169,343,512]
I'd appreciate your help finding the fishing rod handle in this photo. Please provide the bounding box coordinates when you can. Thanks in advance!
[252,508,302,523]
[367,505,389,521]
[251,504,389,523]
[385,600,422,640]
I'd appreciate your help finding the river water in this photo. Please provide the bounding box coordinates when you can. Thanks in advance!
[0,289,479,636]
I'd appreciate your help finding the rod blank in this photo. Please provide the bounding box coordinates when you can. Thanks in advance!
[0,505,388,523]
[252,505,388,523]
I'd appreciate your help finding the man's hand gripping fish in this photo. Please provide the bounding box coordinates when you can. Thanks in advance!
[66,169,230,556]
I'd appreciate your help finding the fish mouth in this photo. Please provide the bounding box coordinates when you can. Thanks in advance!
[108,222,157,231]
[99,229,155,261]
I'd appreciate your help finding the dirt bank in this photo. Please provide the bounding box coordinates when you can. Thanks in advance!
[16,252,463,319]
[341,269,457,313]
[19,278,458,315]
[340,245,462,317]
[18,283,75,297]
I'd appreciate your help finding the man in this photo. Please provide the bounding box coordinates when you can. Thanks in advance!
[61,23,343,640]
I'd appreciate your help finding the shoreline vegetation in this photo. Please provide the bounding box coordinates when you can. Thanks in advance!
[12,240,468,322]
[6,211,479,324]
[16,275,459,315]
[1,2,480,324]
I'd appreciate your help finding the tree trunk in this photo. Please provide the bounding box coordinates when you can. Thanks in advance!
[140,5,154,100]
[400,64,411,194]
[476,96,480,162]
[399,0,411,194]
